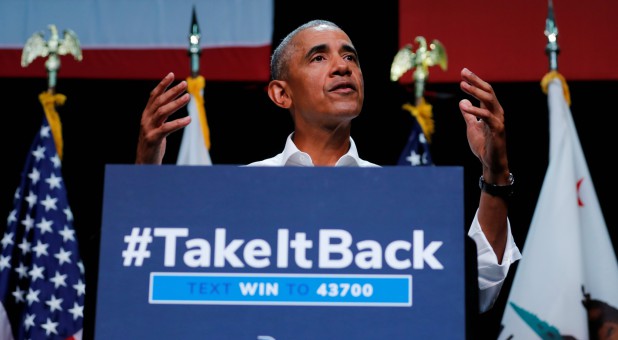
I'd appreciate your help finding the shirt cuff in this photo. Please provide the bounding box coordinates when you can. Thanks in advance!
[468,209,522,312]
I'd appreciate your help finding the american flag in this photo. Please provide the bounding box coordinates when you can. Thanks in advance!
[397,118,433,166]
[0,114,85,340]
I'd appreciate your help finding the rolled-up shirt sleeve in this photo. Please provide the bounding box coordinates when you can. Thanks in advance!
[468,209,522,313]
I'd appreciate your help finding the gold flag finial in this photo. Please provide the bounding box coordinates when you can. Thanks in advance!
[544,0,559,72]
[188,5,202,78]
[21,24,83,92]
[391,36,447,104]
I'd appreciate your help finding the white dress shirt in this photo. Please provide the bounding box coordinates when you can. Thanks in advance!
[248,133,522,313]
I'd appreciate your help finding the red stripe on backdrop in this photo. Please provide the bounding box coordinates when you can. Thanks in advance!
[399,0,618,83]
[0,46,271,81]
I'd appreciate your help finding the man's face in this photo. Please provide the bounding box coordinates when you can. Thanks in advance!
[284,25,364,126]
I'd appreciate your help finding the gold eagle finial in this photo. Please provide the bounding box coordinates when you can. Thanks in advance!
[21,24,83,91]
[391,36,447,102]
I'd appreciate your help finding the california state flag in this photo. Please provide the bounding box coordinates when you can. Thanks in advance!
[498,73,618,339]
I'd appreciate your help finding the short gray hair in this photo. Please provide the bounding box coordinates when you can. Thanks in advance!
[270,20,340,81]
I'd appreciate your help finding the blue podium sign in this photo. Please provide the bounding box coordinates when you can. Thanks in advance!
[95,165,465,339]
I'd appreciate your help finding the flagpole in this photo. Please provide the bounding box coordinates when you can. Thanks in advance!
[20,24,82,159]
[176,6,213,165]
[541,0,570,108]
[544,0,559,71]
[189,5,201,78]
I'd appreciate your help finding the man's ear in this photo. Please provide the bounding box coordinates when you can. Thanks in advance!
[268,80,291,109]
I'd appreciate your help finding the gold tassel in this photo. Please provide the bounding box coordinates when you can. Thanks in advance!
[541,71,571,106]
[38,91,66,160]
[186,75,211,150]
[401,97,435,143]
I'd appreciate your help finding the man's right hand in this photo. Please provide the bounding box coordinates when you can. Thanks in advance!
[135,72,191,164]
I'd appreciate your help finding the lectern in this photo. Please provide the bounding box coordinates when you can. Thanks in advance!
[95,165,466,339]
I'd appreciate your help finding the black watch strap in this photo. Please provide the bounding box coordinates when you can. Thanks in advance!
[479,173,514,198]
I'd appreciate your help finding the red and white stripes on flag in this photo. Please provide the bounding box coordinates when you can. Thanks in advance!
[0,0,273,81]
[498,73,618,339]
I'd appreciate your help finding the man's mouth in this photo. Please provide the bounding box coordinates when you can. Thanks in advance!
[329,81,356,92]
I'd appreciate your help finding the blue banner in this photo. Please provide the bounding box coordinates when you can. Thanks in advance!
[96,165,465,339]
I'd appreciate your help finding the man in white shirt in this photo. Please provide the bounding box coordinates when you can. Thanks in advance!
[135,19,521,314]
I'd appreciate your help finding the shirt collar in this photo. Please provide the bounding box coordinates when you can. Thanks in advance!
[280,133,365,167]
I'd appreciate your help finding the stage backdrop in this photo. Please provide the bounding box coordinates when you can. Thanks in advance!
[398,0,618,82]
[0,0,273,81]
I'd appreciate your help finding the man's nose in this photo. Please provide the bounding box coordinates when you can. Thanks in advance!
[331,58,352,76]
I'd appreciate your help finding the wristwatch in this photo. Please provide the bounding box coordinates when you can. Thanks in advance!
[479,173,514,198]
